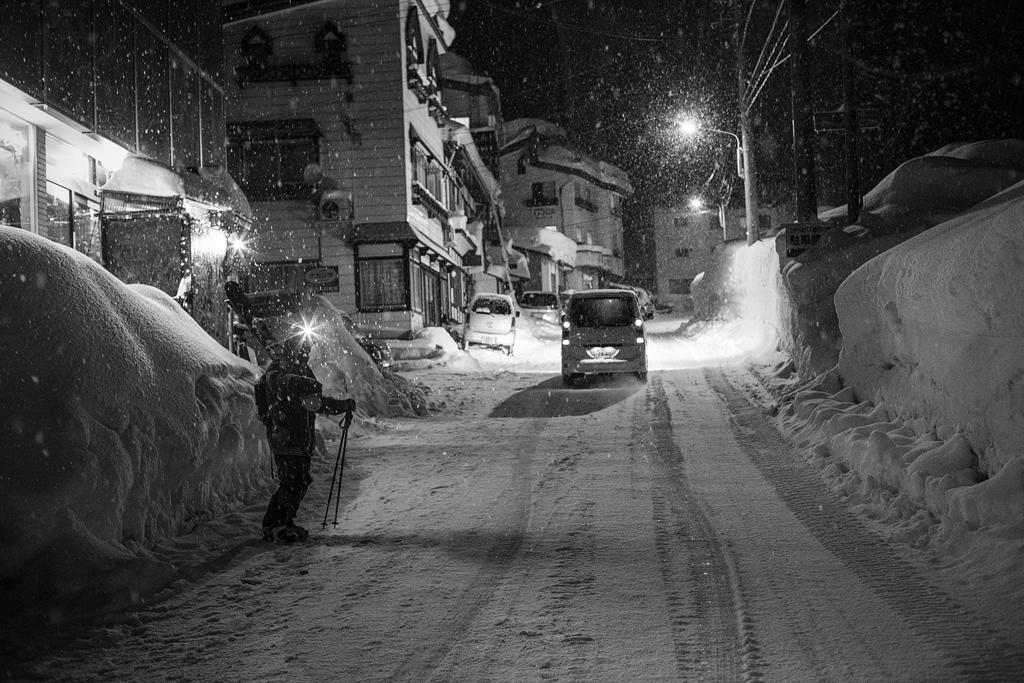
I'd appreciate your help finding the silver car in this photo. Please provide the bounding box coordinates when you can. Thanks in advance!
[461,293,519,355]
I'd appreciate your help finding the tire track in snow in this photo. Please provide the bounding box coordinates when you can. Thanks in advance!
[387,416,544,680]
[637,376,758,681]
[706,366,1024,681]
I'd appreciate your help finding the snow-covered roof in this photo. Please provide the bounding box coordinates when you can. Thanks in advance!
[500,118,633,195]
[448,122,502,204]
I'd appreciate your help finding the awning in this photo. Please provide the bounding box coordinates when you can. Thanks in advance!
[353,221,460,268]
[99,156,252,224]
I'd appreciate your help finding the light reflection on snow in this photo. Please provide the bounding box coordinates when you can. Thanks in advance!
[462,312,778,372]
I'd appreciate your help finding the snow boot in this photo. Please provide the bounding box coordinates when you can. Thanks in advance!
[285,524,309,542]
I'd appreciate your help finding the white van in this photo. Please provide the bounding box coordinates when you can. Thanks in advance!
[561,289,648,385]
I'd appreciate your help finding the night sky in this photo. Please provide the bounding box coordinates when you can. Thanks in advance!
[447,0,1024,286]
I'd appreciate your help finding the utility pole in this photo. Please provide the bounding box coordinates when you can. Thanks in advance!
[789,0,818,222]
[734,0,760,245]
[841,0,861,223]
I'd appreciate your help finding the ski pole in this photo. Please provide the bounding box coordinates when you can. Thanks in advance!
[321,416,346,530]
[331,411,353,527]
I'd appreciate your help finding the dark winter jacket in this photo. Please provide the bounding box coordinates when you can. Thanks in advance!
[263,360,354,456]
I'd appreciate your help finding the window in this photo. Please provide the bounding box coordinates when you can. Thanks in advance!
[758,214,773,232]
[574,183,597,212]
[358,257,407,310]
[0,112,34,229]
[517,156,526,175]
[674,247,690,258]
[568,296,636,327]
[527,181,557,207]
[669,278,692,295]
[227,119,319,200]
[610,193,622,217]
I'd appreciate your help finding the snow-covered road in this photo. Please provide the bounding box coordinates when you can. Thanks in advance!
[12,363,1024,681]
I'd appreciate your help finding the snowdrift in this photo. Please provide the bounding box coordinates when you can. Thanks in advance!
[0,227,269,611]
[777,369,1024,535]
[299,297,435,420]
[689,237,791,359]
[835,177,1024,479]
[782,140,1024,373]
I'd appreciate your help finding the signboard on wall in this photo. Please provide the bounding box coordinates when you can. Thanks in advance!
[783,222,832,258]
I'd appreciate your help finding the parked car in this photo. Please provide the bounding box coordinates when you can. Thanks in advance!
[561,289,647,385]
[462,293,520,355]
[518,290,562,325]
[608,283,655,320]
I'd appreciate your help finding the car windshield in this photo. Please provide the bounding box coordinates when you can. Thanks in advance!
[568,297,636,327]
[520,292,558,308]
[472,297,511,315]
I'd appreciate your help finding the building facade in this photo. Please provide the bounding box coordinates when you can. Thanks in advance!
[499,119,631,294]
[652,203,786,311]
[0,0,244,343]
[223,0,495,337]
[438,51,531,295]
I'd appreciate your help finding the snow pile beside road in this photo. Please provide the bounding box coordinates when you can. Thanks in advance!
[688,237,789,362]
[0,227,269,614]
[835,177,1024,478]
[303,297,434,418]
[778,373,1024,535]
[782,139,1024,373]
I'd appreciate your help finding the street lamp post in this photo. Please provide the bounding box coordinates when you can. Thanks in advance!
[678,116,759,245]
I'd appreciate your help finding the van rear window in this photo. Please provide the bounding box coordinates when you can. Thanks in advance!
[568,297,635,327]
[520,292,558,308]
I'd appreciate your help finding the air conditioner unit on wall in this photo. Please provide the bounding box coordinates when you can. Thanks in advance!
[318,189,354,221]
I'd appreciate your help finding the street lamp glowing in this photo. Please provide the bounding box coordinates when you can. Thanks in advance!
[677,117,700,137]
[689,197,705,212]
[676,114,744,180]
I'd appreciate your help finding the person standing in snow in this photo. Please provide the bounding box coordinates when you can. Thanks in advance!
[260,335,355,543]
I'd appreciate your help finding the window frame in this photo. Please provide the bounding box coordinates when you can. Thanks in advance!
[227,119,320,201]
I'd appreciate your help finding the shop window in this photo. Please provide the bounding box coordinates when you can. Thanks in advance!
[45,181,101,263]
[0,112,34,230]
[227,120,319,200]
[358,257,407,310]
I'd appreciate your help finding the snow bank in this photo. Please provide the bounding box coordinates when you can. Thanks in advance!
[778,373,1024,534]
[689,238,790,360]
[835,177,1024,478]
[782,140,1024,374]
[300,297,435,419]
[0,227,269,613]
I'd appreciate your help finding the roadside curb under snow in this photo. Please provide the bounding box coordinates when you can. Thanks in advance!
[747,362,1024,540]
